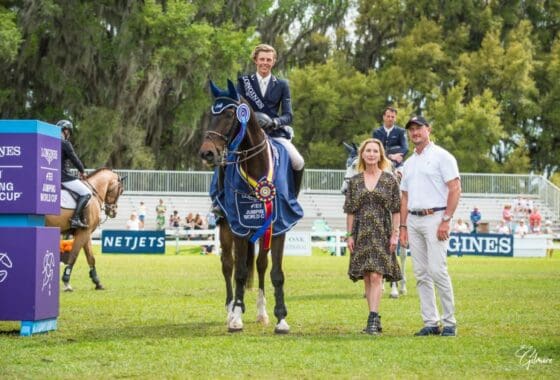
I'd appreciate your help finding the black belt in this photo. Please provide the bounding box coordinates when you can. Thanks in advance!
[409,207,446,216]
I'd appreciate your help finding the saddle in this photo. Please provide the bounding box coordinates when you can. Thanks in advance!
[214,139,303,238]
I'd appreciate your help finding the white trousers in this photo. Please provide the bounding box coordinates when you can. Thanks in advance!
[62,179,91,196]
[408,211,456,327]
[272,137,305,170]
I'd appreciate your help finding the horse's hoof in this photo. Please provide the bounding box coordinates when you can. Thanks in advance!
[274,319,290,334]
[228,320,244,332]
[256,314,270,326]
[399,288,407,295]
[95,284,105,290]
[63,284,73,292]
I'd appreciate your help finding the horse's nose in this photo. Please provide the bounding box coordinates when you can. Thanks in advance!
[200,150,214,163]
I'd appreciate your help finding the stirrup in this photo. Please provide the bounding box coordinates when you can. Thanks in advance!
[70,218,88,228]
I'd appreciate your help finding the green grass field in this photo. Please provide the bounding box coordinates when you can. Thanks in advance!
[1,248,559,379]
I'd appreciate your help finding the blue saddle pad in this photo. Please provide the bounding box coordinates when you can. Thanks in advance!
[213,139,303,237]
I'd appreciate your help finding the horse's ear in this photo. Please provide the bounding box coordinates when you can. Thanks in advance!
[352,142,358,153]
[209,80,222,98]
[342,142,354,154]
[227,79,239,100]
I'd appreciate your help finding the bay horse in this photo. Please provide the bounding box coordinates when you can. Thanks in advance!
[46,168,124,291]
[341,142,408,297]
[199,80,302,334]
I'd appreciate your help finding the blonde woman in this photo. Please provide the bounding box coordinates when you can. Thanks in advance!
[344,138,402,335]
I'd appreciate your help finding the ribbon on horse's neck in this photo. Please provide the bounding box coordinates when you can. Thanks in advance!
[227,103,250,161]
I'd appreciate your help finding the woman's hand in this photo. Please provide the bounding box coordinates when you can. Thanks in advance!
[347,236,354,253]
[390,233,398,252]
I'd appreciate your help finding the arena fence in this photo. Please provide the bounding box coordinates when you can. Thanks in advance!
[83,169,559,220]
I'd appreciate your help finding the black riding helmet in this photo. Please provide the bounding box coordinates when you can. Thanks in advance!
[56,119,73,132]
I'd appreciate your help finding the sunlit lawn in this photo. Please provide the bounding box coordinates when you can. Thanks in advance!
[1,247,559,379]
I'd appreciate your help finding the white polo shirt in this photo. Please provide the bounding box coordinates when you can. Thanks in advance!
[400,142,460,210]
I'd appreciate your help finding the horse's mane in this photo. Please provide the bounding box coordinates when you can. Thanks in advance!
[87,167,112,177]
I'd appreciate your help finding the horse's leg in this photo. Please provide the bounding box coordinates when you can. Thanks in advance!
[399,245,407,295]
[390,281,399,298]
[229,236,249,332]
[270,235,289,334]
[62,232,86,292]
[219,222,234,319]
[245,242,255,290]
[256,241,269,325]
[83,238,104,290]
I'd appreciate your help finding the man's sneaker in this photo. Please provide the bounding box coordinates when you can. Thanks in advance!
[414,326,441,336]
[441,326,457,337]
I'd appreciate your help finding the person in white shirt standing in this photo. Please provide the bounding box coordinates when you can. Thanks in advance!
[126,212,140,231]
[399,116,462,337]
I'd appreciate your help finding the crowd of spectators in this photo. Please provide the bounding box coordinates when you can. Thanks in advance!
[450,196,554,238]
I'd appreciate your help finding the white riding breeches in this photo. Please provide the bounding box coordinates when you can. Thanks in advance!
[62,179,92,196]
[272,137,305,170]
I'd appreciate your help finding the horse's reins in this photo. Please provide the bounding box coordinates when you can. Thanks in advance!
[205,98,270,196]
[83,176,122,224]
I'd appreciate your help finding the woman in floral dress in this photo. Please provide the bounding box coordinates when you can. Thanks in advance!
[344,138,402,335]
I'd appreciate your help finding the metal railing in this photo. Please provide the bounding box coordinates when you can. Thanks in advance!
[85,169,559,220]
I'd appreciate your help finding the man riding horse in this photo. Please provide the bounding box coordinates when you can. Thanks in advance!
[211,44,304,214]
[57,120,91,229]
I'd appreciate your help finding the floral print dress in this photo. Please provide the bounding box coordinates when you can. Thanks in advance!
[343,171,402,282]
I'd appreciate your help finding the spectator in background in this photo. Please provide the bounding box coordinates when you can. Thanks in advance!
[452,218,469,233]
[155,199,167,231]
[495,220,510,234]
[470,206,481,234]
[502,204,513,232]
[514,196,526,215]
[544,220,554,258]
[126,212,140,231]
[193,213,205,230]
[138,201,146,230]
[170,210,181,229]
[206,210,217,229]
[515,219,529,237]
[184,213,195,230]
[529,208,542,233]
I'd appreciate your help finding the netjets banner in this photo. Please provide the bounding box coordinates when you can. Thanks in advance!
[448,233,514,257]
[101,230,166,254]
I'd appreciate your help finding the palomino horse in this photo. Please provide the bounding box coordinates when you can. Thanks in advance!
[199,80,302,334]
[46,168,124,291]
[341,142,408,297]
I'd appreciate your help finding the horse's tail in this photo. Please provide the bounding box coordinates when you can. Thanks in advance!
[245,242,256,289]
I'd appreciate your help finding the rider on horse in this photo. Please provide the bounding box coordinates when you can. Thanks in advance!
[237,43,305,196]
[58,119,91,229]
[372,106,408,169]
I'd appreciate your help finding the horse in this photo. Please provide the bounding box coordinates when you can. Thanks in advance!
[341,142,408,297]
[199,80,303,334]
[46,168,124,291]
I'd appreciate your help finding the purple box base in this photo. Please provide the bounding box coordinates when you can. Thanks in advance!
[0,227,60,321]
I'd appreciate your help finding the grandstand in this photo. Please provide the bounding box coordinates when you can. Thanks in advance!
[90,170,559,236]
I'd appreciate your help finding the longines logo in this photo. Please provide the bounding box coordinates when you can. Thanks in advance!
[40,148,58,165]
[0,146,21,158]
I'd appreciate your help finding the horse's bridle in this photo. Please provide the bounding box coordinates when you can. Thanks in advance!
[204,98,267,166]
[85,175,124,220]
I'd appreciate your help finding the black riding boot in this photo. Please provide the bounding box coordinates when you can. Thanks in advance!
[70,194,91,228]
[293,168,304,198]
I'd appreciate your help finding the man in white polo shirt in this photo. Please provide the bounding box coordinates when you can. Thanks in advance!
[399,116,462,337]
